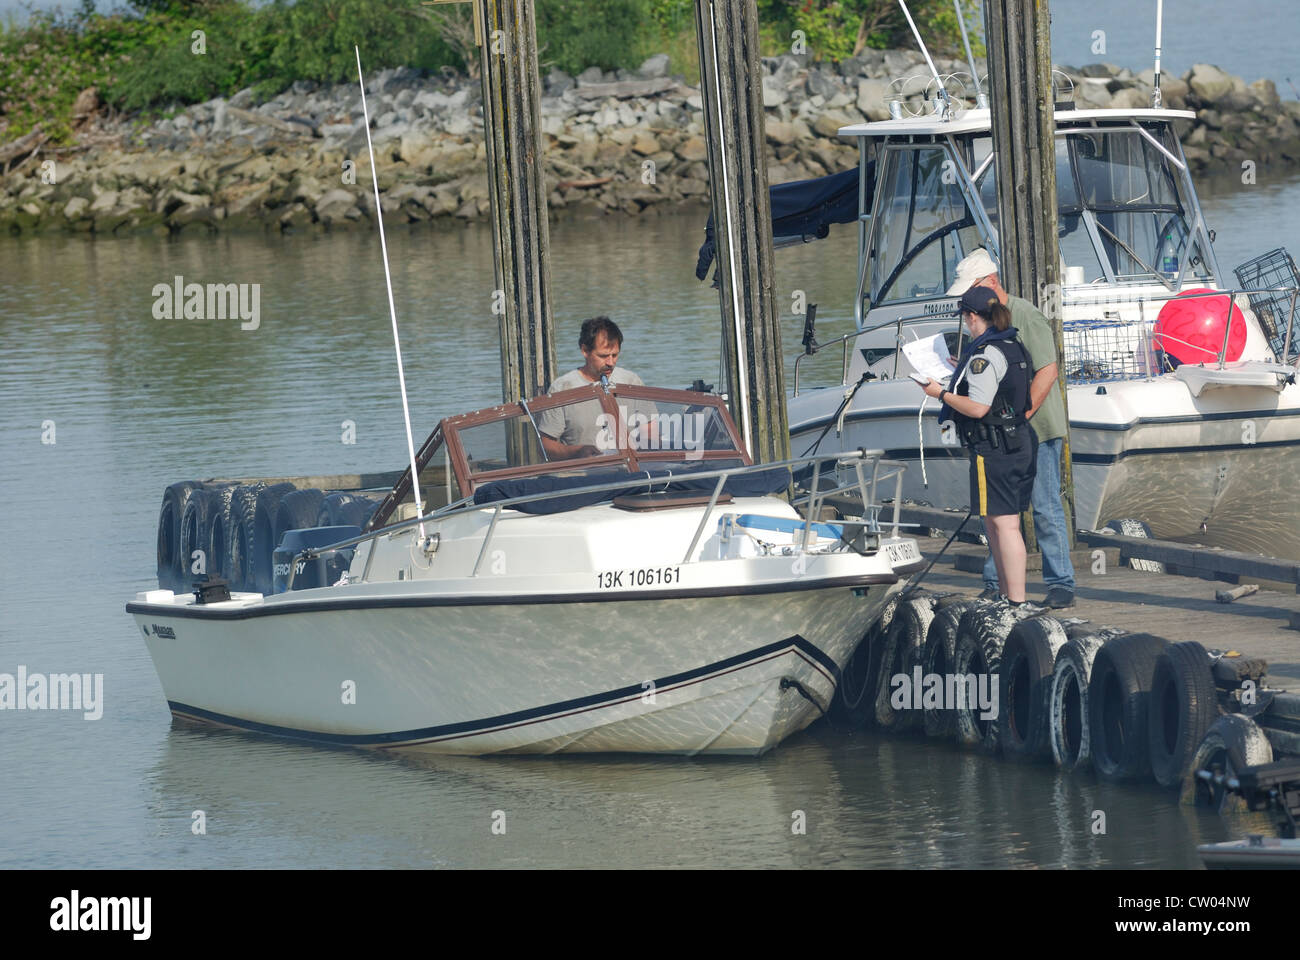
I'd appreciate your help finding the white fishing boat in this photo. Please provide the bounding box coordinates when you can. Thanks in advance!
[128,383,922,755]
[779,91,1300,557]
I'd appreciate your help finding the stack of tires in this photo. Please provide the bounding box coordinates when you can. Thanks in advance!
[839,589,1274,802]
[155,482,381,595]
[1047,631,1274,801]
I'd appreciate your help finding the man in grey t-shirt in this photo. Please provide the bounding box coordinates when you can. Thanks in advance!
[537,316,646,460]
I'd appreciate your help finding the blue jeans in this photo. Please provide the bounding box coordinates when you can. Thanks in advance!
[983,436,1075,592]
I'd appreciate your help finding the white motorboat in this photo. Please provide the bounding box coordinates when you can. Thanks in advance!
[128,383,922,756]
[783,99,1300,557]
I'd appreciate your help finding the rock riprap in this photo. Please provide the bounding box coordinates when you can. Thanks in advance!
[3,54,1298,237]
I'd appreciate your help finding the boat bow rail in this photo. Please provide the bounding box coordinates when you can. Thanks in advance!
[286,449,910,588]
[1062,284,1300,386]
[794,284,1300,395]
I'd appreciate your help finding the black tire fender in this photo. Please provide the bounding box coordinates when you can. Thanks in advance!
[205,484,237,580]
[833,593,899,727]
[338,495,380,529]
[316,491,358,528]
[1148,641,1219,789]
[953,601,1017,752]
[156,481,203,590]
[921,598,976,738]
[225,483,265,593]
[831,618,885,727]
[1180,714,1274,811]
[178,487,217,589]
[1102,517,1164,573]
[1088,632,1170,781]
[249,482,297,595]
[998,616,1069,763]
[1048,632,1106,770]
[873,595,936,730]
[273,488,327,548]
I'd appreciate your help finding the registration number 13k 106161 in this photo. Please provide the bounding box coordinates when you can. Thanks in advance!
[596,566,681,589]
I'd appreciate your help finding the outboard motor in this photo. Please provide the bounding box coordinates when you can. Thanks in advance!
[272,526,360,593]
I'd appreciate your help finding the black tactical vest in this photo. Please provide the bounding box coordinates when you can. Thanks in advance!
[953,338,1033,447]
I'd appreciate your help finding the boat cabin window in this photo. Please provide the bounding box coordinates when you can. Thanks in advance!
[871,145,985,304]
[619,397,745,469]
[971,136,999,235]
[1058,126,1212,285]
[456,411,554,475]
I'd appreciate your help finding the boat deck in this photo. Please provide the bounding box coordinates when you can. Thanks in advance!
[917,536,1300,693]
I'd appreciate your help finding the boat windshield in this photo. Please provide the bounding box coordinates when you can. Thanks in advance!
[365,386,749,530]
[1058,126,1213,286]
[865,123,1214,306]
[870,145,985,304]
[443,385,748,495]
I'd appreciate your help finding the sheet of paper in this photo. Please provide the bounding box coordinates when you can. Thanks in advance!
[901,333,957,382]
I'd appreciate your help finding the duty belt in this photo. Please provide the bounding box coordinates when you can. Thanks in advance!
[960,419,1027,452]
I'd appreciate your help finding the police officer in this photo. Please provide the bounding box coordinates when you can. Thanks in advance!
[917,286,1039,608]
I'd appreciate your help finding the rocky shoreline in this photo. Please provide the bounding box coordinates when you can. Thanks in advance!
[3,52,1299,238]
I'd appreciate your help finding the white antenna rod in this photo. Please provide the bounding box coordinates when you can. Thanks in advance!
[355,46,426,542]
[953,0,987,108]
[897,0,943,87]
[1152,0,1164,108]
[897,0,948,114]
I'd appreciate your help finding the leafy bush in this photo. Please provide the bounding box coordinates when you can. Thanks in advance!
[107,5,268,110]
[252,0,460,91]
[756,0,983,62]
[0,9,170,140]
[0,0,983,146]
[109,0,460,108]
[535,0,652,75]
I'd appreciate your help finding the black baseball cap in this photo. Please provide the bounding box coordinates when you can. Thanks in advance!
[959,285,1000,317]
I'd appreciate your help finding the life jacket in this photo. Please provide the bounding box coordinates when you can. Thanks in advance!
[940,327,1032,449]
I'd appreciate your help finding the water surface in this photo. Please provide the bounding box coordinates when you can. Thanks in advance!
[4,191,1294,867]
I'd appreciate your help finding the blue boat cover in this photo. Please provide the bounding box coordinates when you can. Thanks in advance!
[474,465,793,515]
[695,166,868,282]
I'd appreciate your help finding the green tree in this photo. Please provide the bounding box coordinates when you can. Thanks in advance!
[758,0,982,62]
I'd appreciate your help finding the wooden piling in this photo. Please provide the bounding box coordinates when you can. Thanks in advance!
[692,0,790,464]
[984,0,1075,545]
[475,0,556,403]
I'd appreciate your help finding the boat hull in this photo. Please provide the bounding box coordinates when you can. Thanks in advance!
[131,570,900,756]
[789,375,1300,558]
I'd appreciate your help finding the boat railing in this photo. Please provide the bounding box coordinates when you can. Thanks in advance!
[285,450,909,588]
[796,285,1300,392]
[1062,284,1300,384]
[792,307,958,395]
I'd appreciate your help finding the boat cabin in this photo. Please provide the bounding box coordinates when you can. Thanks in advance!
[826,106,1277,383]
[849,107,1217,314]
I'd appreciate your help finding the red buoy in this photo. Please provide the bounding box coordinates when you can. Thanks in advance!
[1153,289,1246,366]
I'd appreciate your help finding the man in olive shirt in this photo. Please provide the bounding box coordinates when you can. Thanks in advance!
[948,248,1076,608]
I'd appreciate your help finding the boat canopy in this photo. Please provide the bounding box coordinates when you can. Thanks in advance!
[860,114,1219,311]
[694,167,868,282]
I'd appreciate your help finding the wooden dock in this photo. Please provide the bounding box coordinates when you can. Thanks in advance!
[915,535,1300,694]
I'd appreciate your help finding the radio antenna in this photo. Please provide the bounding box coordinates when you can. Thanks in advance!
[897,0,949,116]
[953,0,987,108]
[356,46,427,543]
[1151,0,1165,108]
